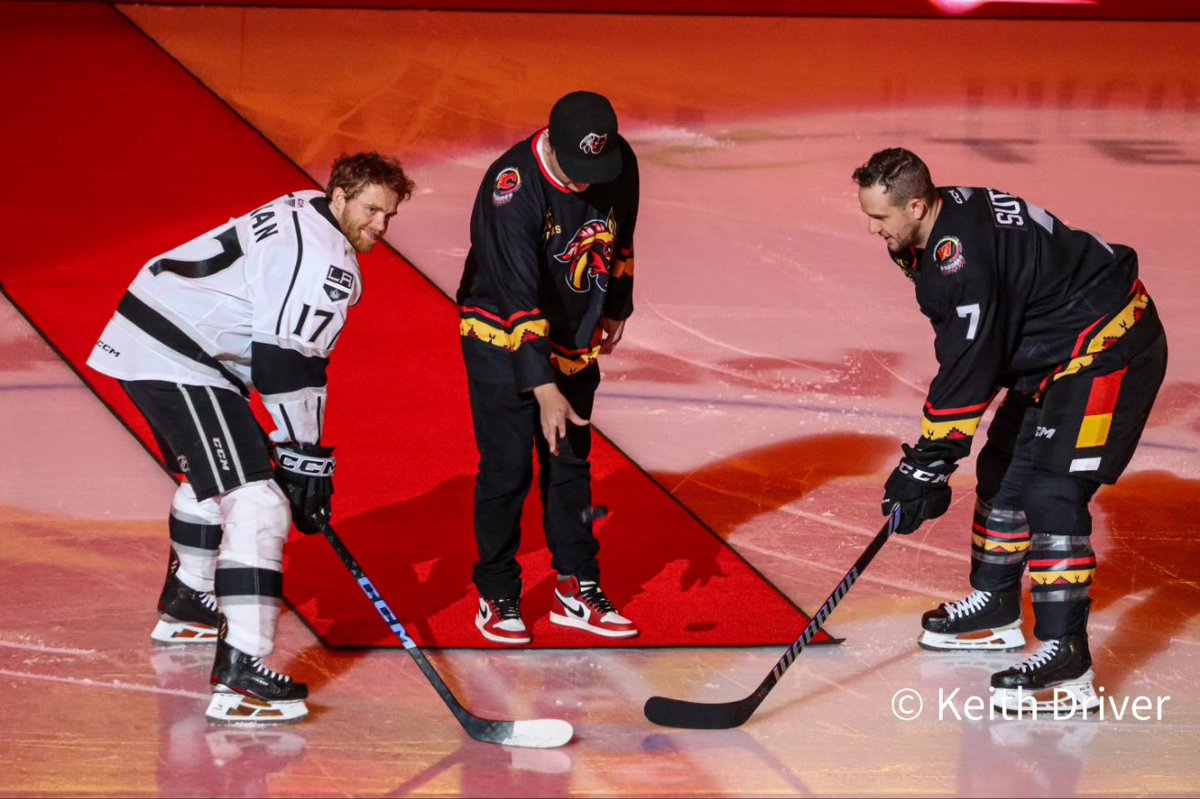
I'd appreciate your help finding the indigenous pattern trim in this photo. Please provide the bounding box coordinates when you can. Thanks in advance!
[920,398,991,441]
[1050,282,1150,386]
[549,341,601,376]
[459,306,549,352]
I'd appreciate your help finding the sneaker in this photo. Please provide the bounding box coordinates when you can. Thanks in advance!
[475,596,531,645]
[991,634,1099,714]
[918,588,1025,652]
[550,576,638,639]
[206,639,309,724]
[151,552,220,645]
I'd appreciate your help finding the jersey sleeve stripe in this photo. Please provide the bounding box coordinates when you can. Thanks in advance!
[251,340,329,395]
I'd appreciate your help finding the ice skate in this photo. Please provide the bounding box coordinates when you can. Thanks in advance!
[990,634,1100,715]
[206,639,309,724]
[151,552,220,645]
[918,588,1025,652]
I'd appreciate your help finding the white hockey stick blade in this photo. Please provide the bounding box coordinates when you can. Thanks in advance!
[472,718,574,749]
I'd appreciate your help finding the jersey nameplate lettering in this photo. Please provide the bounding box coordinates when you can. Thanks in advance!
[250,207,279,243]
[987,190,1026,229]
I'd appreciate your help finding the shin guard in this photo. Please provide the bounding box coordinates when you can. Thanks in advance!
[214,480,290,658]
[969,498,1030,592]
[169,482,223,592]
[1029,534,1095,640]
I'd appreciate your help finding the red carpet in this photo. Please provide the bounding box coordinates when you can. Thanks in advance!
[0,1,832,648]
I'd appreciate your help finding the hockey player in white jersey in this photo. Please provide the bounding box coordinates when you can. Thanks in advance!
[88,152,414,723]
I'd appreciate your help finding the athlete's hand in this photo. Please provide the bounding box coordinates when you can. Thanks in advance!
[532,383,588,455]
[598,317,626,354]
[882,444,957,534]
[273,442,335,534]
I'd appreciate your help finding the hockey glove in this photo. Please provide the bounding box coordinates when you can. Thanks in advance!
[882,443,957,534]
[273,442,335,534]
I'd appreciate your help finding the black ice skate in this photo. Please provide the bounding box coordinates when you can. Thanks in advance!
[918,588,1025,652]
[151,551,220,645]
[990,634,1099,714]
[206,639,309,724]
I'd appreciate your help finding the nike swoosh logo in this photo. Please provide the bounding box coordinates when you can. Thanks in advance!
[560,596,587,619]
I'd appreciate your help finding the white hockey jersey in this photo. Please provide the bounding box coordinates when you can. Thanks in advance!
[87,190,362,445]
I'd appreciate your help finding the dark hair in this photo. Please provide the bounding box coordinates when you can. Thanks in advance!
[851,148,936,206]
[327,152,415,203]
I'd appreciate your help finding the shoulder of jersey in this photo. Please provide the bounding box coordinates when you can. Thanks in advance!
[929,187,984,278]
[489,142,539,209]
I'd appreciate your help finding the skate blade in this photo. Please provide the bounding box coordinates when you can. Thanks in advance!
[151,619,219,645]
[205,691,309,724]
[918,623,1025,652]
[992,670,1100,715]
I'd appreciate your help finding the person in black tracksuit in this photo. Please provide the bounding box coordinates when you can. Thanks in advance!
[853,148,1166,711]
[456,91,640,645]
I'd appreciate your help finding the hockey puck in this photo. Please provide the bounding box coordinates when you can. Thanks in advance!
[581,504,609,525]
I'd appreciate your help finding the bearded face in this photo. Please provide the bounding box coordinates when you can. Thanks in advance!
[333,184,400,254]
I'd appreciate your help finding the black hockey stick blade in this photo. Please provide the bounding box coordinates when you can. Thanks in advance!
[321,525,574,748]
[644,506,903,730]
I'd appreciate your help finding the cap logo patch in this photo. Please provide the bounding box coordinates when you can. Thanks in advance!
[934,236,966,275]
[579,132,608,155]
[492,167,522,206]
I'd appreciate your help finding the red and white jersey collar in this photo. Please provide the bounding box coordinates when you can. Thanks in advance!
[531,128,572,195]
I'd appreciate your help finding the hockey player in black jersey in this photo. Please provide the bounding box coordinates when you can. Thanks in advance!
[457,91,639,644]
[852,148,1167,712]
[89,153,414,722]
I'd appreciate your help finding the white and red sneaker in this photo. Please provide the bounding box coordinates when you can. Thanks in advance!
[475,596,531,645]
[550,577,638,639]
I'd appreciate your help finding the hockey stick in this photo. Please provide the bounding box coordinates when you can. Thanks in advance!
[321,525,574,748]
[643,505,903,729]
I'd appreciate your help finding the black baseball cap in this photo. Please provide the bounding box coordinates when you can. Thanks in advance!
[548,91,623,185]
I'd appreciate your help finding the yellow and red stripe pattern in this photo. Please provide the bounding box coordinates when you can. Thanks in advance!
[459,305,548,352]
[549,340,601,376]
[921,398,990,442]
[969,500,1030,569]
[1050,282,1149,385]
[1075,366,1127,449]
[1029,554,1096,587]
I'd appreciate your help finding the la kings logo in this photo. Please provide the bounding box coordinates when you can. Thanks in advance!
[325,266,355,301]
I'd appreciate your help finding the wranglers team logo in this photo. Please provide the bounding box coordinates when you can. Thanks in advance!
[579,132,608,155]
[555,211,616,293]
[934,236,966,275]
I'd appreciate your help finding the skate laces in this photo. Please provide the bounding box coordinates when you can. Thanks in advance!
[944,590,991,619]
[491,596,523,621]
[1015,640,1061,673]
[250,657,293,684]
[578,581,617,615]
[199,591,218,614]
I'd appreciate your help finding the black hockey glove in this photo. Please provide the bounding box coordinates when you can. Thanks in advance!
[882,443,957,534]
[273,442,335,534]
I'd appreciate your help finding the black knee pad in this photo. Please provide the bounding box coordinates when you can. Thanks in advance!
[1021,470,1100,537]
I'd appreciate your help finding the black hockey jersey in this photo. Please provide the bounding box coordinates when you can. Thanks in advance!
[457,128,638,389]
[891,186,1156,462]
